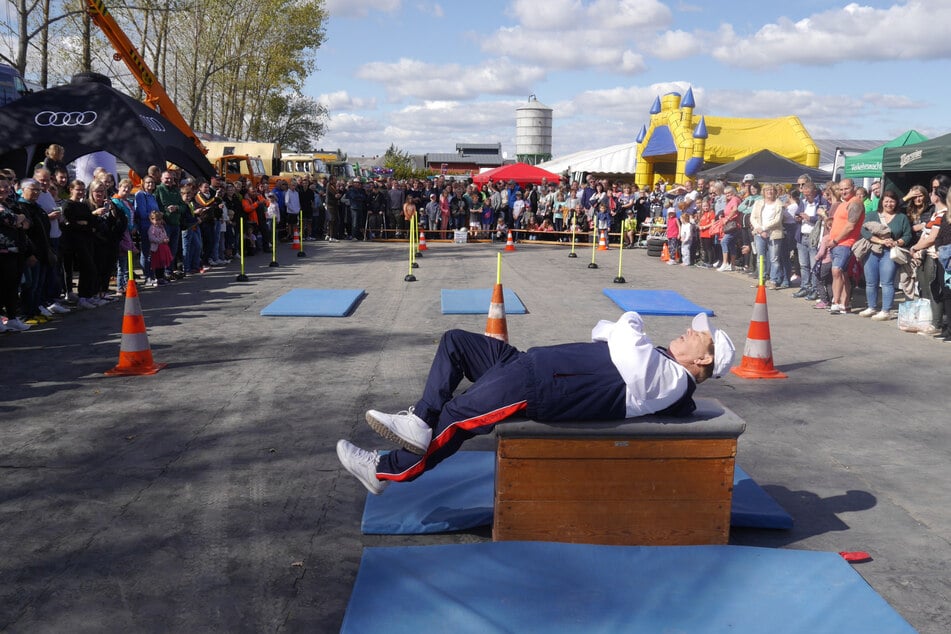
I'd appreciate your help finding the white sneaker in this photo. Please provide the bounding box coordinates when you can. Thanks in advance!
[871,311,893,321]
[78,297,98,310]
[336,440,388,495]
[4,317,30,331]
[91,297,108,306]
[365,408,432,454]
[858,307,877,318]
[49,303,71,314]
[38,305,54,318]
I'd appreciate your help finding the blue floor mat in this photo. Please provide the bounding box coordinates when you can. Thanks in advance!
[361,451,792,534]
[603,288,714,315]
[441,288,527,314]
[341,542,914,634]
[260,288,365,316]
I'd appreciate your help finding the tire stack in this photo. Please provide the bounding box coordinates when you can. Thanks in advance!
[646,237,665,257]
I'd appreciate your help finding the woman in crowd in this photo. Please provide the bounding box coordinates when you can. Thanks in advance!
[61,180,100,309]
[89,180,123,302]
[750,183,785,285]
[859,189,912,321]
[110,178,135,295]
[909,183,948,335]
[905,185,930,243]
[717,186,742,271]
[697,197,717,268]
[0,175,30,331]
[134,175,160,285]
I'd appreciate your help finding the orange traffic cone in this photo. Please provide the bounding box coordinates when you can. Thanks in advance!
[504,230,516,252]
[598,229,609,251]
[418,230,428,251]
[105,279,167,376]
[484,283,509,344]
[731,284,787,379]
[660,242,670,262]
[291,227,301,251]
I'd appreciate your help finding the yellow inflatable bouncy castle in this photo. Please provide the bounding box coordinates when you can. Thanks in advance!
[634,87,819,186]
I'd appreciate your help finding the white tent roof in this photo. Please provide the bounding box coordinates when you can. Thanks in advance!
[537,142,637,175]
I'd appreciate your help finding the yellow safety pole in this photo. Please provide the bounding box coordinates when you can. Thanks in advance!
[497,252,502,285]
[236,217,249,281]
[588,224,598,269]
[613,229,625,283]
[269,214,279,268]
[568,218,577,258]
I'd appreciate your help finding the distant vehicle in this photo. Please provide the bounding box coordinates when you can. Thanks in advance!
[203,141,281,177]
[0,64,30,107]
[279,151,355,181]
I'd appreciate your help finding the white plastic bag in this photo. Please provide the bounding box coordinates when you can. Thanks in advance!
[897,298,933,332]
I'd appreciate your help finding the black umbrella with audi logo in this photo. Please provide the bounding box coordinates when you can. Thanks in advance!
[0,73,214,179]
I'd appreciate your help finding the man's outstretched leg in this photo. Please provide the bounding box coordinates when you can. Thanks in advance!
[365,329,520,453]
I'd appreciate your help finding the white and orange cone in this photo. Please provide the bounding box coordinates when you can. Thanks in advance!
[484,283,509,344]
[731,284,786,379]
[504,230,516,252]
[105,279,167,376]
[291,227,301,251]
[418,230,428,251]
[597,229,609,251]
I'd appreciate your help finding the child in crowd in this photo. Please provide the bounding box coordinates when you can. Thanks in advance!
[813,216,835,310]
[621,210,638,248]
[265,193,280,240]
[679,211,694,266]
[493,216,508,242]
[666,210,680,264]
[147,210,173,287]
[481,198,494,234]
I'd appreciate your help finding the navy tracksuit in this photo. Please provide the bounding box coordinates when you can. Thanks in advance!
[377,329,692,483]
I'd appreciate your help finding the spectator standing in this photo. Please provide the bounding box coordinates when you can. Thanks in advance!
[908,183,948,334]
[61,180,100,309]
[134,176,160,285]
[858,189,912,321]
[827,179,865,315]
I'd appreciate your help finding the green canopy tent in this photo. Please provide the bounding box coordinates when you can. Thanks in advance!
[882,132,951,194]
[844,130,927,179]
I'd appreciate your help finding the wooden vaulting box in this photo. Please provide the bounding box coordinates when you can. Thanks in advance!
[493,398,746,546]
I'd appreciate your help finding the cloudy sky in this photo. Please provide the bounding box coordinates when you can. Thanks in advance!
[311,0,948,159]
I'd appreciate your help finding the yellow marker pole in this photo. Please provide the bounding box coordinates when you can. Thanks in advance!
[588,225,599,269]
[405,214,417,281]
[613,229,625,283]
[758,254,765,286]
[268,215,279,267]
[127,248,134,289]
[497,252,502,285]
[568,219,578,258]
[236,217,249,281]
[410,214,418,269]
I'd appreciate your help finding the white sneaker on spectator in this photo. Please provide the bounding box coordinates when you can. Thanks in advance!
[365,408,432,454]
[49,303,71,314]
[336,440,388,495]
[871,311,893,321]
[78,297,98,310]
[38,305,54,318]
[4,317,30,331]
[858,307,877,317]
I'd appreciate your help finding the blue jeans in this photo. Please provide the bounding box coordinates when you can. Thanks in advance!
[768,237,785,285]
[796,233,817,291]
[137,227,152,278]
[181,226,202,272]
[864,250,897,312]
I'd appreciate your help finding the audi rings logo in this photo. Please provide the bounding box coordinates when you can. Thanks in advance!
[34,111,98,127]
[138,115,166,133]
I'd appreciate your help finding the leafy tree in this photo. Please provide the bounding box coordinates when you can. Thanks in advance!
[255,92,328,151]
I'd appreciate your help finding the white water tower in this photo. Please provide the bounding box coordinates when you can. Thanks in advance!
[516,95,552,165]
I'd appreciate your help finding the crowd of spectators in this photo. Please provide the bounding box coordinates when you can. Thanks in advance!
[4,145,951,341]
[652,171,951,341]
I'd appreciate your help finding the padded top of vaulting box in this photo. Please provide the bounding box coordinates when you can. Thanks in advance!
[495,398,745,439]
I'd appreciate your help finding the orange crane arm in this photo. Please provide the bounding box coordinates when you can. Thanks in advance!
[85,0,207,154]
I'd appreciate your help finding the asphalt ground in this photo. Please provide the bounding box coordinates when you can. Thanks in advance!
[1,238,948,633]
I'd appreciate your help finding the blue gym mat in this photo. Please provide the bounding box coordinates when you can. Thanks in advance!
[341,542,914,633]
[259,288,365,317]
[441,288,527,314]
[361,451,792,534]
[603,288,714,316]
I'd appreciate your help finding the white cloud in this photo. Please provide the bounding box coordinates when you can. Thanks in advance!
[318,90,377,112]
[325,0,401,18]
[649,29,704,60]
[712,2,951,69]
[484,0,670,72]
[355,57,546,100]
